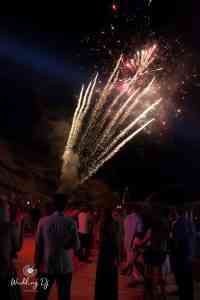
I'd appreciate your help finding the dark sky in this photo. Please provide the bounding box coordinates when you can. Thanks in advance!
[0,1,199,199]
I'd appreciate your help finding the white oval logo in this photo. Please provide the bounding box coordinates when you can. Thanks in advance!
[23,265,37,277]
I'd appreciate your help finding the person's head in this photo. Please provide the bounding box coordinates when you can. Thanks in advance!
[112,209,120,221]
[176,206,185,218]
[102,207,113,224]
[132,204,141,214]
[168,208,177,221]
[163,207,170,219]
[44,201,54,216]
[53,193,67,212]
[81,206,89,213]
[125,204,133,215]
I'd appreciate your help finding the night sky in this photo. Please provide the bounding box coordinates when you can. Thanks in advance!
[0,1,200,200]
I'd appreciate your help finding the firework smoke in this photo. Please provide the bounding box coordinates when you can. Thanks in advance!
[59,45,162,192]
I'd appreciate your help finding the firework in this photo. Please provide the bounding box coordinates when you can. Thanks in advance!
[59,45,162,193]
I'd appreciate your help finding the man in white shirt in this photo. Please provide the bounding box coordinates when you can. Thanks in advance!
[34,193,80,300]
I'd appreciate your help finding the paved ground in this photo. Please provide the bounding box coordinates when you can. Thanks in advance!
[17,237,199,300]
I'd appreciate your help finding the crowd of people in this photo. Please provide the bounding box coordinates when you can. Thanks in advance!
[0,192,200,300]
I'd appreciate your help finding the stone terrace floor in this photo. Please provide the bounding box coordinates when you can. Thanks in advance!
[17,237,200,300]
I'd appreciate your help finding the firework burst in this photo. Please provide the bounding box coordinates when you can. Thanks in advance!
[59,44,162,192]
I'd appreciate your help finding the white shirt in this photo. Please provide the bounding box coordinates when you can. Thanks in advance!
[35,211,80,274]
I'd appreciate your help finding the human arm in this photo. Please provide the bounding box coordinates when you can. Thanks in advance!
[64,219,80,254]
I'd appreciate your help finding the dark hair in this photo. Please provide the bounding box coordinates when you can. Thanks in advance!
[126,203,140,214]
[53,193,67,212]
[176,206,185,216]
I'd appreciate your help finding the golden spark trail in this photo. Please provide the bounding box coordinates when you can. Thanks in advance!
[78,57,122,153]
[66,85,84,148]
[103,46,157,117]
[95,98,162,164]
[68,74,98,148]
[78,45,156,155]
[68,80,92,147]
[60,45,162,192]
[91,78,156,157]
[83,119,155,183]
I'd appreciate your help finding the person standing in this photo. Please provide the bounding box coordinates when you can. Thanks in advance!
[143,209,168,300]
[112,209,124,262]
[0,198,21,300]
[10,204,24,252]
[123,205,143,272]
[171,207,195,300]
[78,207,92,262]
[95,208,121,300]
[34,193,80,300]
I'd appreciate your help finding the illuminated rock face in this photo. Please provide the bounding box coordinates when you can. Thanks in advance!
[58,149,80,193]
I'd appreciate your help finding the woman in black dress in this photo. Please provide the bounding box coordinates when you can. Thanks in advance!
[95,208,120,300]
